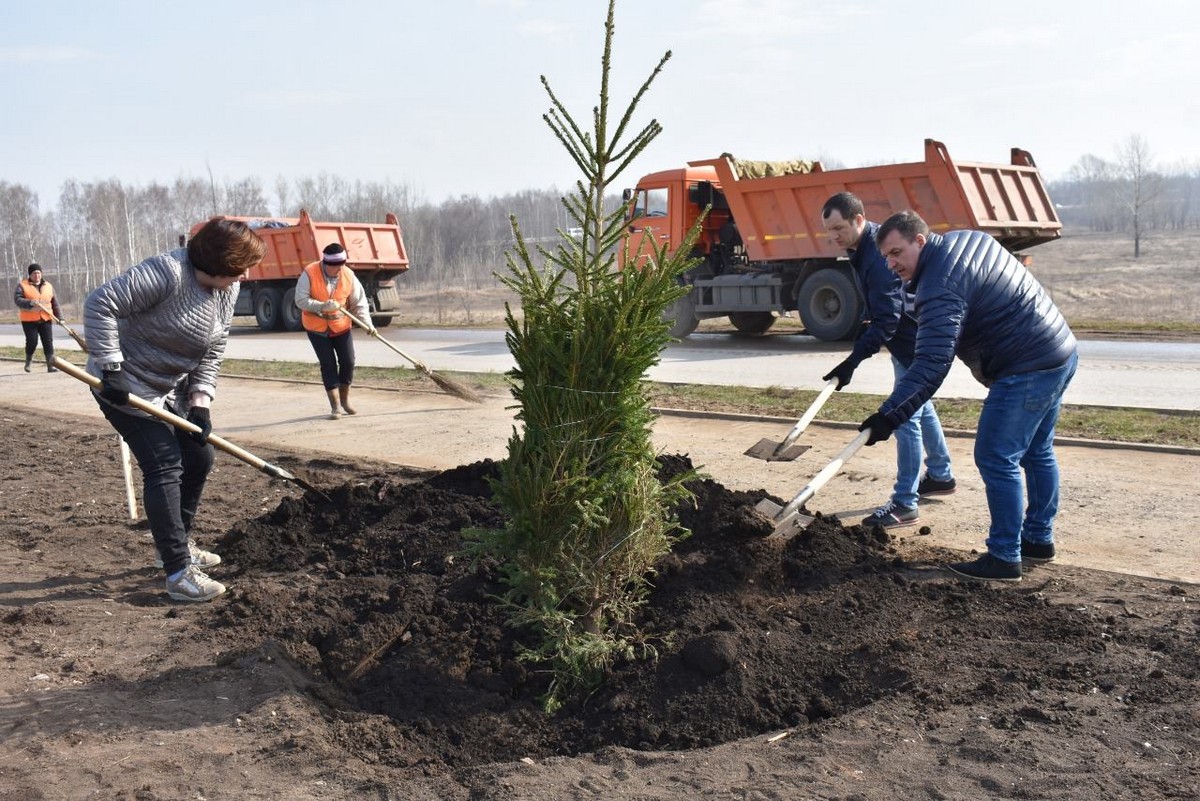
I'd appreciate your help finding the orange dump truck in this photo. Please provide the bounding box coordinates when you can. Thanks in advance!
[621,139,1061,340]
[189,209,410,331]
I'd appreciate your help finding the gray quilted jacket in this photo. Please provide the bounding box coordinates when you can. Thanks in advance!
[84,248,238,413]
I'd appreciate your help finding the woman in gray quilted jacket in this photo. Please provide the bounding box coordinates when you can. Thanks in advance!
[84,218,267,602]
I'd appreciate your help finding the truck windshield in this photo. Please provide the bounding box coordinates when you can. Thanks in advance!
[630,187,668,219]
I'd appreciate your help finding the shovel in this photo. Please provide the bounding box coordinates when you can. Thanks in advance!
[335,306,482,403]
[52,356,330,501]
[744,379,837,461]
[754,429,870,535]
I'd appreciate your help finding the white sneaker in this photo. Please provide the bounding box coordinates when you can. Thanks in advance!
[165,565,226,602]
[154,539,221,570]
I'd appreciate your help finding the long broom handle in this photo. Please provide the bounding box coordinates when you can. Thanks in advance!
[33,301,89,353]
[337,306,432,374]
[774,429,871,522]
[776,380,837,451]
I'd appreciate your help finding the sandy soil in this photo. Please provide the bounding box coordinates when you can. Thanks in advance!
[1,363,1197,800]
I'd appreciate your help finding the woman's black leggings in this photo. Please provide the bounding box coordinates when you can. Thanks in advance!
[306,330,356,390]
[22,320,54,362]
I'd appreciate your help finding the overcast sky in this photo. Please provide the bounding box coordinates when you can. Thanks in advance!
[4,0,1198,212]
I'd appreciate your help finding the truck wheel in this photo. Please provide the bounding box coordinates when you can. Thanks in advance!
[280,288,304,332]
[796,269,863,341]
[253,288,284,331]
[728,312,776,335]
[371,315,393,328]
[663,291,699,339]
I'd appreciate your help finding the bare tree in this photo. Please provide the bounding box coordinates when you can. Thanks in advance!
[1116,134,1161,257]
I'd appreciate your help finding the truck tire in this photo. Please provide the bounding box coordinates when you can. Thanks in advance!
[253,288,284,331]
[728,312,776,335]
[664,291,699,339]
[796,269,863,341]
[371,314,394,328]
[280,288,304,332]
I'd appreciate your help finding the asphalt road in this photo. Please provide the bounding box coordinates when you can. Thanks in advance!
[3,324,1197,411]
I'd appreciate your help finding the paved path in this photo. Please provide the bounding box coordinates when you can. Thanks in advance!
[3,325,1198,410]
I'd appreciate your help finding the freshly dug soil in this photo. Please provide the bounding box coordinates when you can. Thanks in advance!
[1,409,1197,800]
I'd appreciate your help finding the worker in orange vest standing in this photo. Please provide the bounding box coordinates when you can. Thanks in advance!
[295,242,374,419]
[14,263,63,373]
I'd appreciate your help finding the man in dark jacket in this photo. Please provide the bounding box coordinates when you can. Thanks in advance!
[819,193,955,530]
[861,211,1078,582]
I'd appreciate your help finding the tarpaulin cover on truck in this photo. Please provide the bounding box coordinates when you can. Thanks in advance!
[722,154,816,179]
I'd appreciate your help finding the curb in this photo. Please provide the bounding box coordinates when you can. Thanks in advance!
[650,406,1200,458]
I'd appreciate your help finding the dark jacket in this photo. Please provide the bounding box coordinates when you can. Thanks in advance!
[846,221,917,367]
[881,230,1077,425]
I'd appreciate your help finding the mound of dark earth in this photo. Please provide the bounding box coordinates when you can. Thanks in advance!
[209,456,1195,775]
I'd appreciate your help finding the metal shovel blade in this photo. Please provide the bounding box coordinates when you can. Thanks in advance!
[752,429,871,536]
[754,496,814,534]
[743,438,811,461]
[744,380,836,462]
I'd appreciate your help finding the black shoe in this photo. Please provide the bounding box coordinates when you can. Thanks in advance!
[46,364,58,373]
[861,501,919,529]
[946,553,1022,582]
[1021,541,1056,563]
[24,359,32,372]
[917,474,956,497]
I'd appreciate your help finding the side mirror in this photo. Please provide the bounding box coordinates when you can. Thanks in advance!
[622,188,632,202]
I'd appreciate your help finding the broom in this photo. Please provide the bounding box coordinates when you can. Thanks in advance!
[335,306,482,403]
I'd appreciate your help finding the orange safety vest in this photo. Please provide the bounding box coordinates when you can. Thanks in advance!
[301,262,354,335]
[18,279,54,323]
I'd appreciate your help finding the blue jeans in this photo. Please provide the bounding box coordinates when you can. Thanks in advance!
[891,357,953,509]
[975,351,1078,564]
[97,397,214,576]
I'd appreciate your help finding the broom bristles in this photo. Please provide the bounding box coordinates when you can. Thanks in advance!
[428,370,483,403]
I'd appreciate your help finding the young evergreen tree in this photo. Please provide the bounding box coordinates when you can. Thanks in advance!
[468,0,700,710]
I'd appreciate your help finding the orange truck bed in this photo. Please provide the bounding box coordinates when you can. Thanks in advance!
[690,138,1061,262]
[623,139,1062,341]
[192,209,410,280]
[189,209,410,331]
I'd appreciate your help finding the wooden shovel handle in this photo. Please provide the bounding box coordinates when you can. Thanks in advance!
[778,379,837,450]
[51,356,278,475]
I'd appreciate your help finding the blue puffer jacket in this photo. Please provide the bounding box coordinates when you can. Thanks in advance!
[847,221,917,367]
[880,231,1077,425]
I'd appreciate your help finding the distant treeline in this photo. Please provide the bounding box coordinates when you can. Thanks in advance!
[1049,158,1198,231]
[2,141,1196,306]
[0,174,600,308]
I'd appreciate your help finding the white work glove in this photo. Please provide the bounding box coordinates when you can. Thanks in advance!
[320,300,340,313]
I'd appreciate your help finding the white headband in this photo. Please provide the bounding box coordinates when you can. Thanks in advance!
[322,251,348,264]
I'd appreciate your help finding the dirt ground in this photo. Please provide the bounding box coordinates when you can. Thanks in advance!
[1,366,1198,800]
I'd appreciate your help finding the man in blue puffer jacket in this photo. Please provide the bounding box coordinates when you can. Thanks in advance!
[819,193,955,530]
[860,210,1078,582]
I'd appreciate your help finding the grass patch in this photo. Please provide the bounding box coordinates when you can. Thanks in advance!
[12,347,1195,448]
[647,383,1198,449]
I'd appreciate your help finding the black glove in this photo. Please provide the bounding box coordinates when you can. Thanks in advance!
[186,406,212,445]
[859,412,896,446]
[822,357,858,391]
[100,369,130,405]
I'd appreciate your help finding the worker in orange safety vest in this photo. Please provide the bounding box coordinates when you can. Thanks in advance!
[295,243,374,419]
[14,263,63,372]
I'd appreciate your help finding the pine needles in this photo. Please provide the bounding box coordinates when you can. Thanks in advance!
[466,0,700,711]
